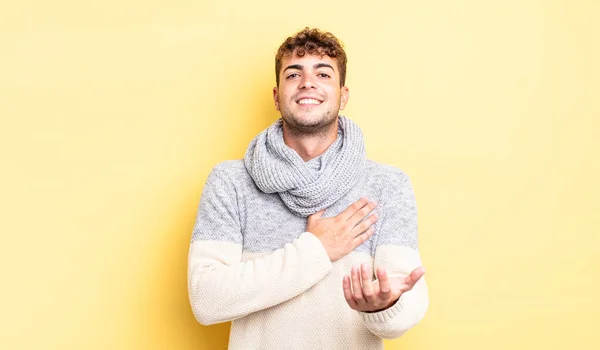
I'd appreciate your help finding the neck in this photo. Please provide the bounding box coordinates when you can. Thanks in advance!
[282,117,339,162]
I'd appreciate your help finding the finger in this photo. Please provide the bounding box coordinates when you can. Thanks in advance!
[351,266,365,303]
[337,198,369,222]
[343,275,358,309]
[402,266,426,292]
[376,267,391,297]
[308,208,326,222]
[347,201,377,227]
[360,263,375,302]
[351,212,378,236]
[372,279,381,296]
[351,227,375,249]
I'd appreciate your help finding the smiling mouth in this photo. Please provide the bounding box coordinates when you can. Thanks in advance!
[296,98,323,105]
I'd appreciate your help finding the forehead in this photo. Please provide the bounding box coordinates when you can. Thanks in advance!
[281,53,337,70]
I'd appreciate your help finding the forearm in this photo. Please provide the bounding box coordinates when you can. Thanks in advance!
[361,245,429,339]
[188,232,332,325]
[361,276,429,339]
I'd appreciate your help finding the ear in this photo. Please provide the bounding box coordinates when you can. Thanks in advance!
[339,86,349,110]
[273,87,280,111]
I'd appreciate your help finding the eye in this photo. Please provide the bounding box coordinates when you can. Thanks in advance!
[318,73,331,78]
[286,73,299,79]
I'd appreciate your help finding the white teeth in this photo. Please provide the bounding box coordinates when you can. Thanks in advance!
[298,98,321,105]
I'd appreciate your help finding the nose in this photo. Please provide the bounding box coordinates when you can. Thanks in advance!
[299,75,316,89]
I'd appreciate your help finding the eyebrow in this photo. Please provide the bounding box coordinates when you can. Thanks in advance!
[283,63,336,73]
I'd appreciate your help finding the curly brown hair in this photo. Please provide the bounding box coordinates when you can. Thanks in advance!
[275,27,347,87]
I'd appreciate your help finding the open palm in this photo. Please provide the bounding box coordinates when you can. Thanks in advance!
[343,263,425,312]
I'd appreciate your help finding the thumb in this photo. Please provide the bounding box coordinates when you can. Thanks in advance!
[405,266,426,288]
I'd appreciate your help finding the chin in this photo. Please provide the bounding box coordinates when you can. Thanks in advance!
[283,113,338,134]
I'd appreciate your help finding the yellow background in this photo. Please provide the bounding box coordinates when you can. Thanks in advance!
[1,0,599,349]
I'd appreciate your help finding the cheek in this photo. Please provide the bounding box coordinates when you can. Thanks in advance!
[281,93,294,104]
[326,86,341,98]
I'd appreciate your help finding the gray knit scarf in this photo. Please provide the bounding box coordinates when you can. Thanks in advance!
[244,116,366,217]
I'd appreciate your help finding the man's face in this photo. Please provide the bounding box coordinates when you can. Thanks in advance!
[273,52,349,134]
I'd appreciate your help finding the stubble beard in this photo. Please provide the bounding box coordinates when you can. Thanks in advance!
[280,99,341,137]
[282,112,338,137]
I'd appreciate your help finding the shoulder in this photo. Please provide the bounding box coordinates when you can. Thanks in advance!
[364,159,412,190]
[203,160,257,196]
[208,160,251,183]
[211,159,246,175]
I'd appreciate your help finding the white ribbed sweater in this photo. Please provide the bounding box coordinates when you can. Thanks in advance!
[188,159,429,349]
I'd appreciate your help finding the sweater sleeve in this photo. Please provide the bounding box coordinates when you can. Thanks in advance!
[188,166,333,326]
[360,172,429,339]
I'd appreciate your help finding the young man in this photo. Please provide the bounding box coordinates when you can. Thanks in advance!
[188,28,429,349]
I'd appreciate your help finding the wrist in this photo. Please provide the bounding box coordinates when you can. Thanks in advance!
[367,298,398,313]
